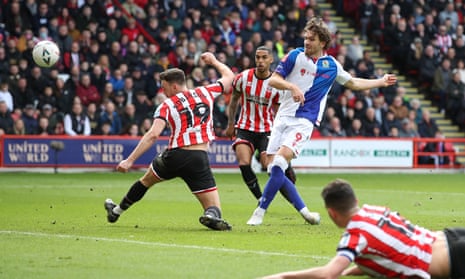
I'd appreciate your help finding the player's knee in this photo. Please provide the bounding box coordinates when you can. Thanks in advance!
[268,154,288,173]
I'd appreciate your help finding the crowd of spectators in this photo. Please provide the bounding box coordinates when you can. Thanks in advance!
[0,0,462,166]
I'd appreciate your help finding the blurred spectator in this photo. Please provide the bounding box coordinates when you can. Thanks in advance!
[362,107,381,137]
[382,110,400,137]
[439,2,459,30]
[13,118,26,135]
[64,102,91,136]
[37,115,53,136]
[436,24,453,55]
[123,0,147,20]
[322,10,338,35]
[76,73,101,106]
[391,18,413,74]
[419,44,439,88]
[389,95,409,121]
[213,94,228,137]
[372,95,387,126]
[399,118,419,138]
[99,101,122,135]
[358,0,375,41]
[321,116,347,137]
[86,102,101,135]
[406,37,424,77]
[121,104,139,134]
[0,81,14,112]
[432,58,452,113]
[139,117,152,135]
[21,104,38,135]
[0,100,14,134]
[446,69,465,123]
[409,98,423,125]
[346,118,365,137]
[418,109,439,138]
[133,91,152,121]
[37,85,57,111]
[346,35,364,67]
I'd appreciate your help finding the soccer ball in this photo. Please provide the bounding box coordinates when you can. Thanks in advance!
[32,40,60,68]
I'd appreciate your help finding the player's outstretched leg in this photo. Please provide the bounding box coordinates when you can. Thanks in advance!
[104,180,149,223]
[199,206,232,231]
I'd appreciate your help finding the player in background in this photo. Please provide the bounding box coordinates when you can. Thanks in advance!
[104,52,234,231]
[247,17,397,226]
[261,178,460,279]
[226,46,296,201]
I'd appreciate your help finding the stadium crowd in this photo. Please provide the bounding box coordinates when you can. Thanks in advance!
[0,0,463,165]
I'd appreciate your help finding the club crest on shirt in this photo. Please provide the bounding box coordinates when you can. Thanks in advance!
[300,68,306,76]
[322,60,329,68]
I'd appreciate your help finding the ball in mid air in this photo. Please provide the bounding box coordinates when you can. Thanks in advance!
[32,40,60,68]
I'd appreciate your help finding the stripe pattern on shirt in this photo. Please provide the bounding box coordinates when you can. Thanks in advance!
[155,84,222,149]
[336,204,435,279]
[232,68,280,133]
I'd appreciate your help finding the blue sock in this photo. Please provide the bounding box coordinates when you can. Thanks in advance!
[281,177,306,211]
[259,166,285,210]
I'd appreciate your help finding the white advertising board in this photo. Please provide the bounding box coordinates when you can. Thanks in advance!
[331,139,413,167]
[291,139,413,168]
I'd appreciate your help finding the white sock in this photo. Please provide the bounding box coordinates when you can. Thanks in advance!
[113,206,124,215]
[299,207,310,215]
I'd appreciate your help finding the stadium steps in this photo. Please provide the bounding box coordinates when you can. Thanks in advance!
[317,0,464,143]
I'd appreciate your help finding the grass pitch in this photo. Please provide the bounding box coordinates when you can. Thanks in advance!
[0,171,464,279]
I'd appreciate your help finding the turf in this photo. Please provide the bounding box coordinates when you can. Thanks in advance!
[0,171,464,279]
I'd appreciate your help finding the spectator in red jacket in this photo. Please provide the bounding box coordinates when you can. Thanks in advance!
[76,73,101,106]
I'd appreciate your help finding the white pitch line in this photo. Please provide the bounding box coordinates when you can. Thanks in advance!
[0,230,331,260]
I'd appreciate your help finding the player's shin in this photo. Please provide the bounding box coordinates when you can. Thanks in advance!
[239,165,262,199]
[117,180,149,213]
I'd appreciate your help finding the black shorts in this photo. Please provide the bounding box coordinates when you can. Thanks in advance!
[444,228,465,279]
[232,129,270,154]
[151,148,216,193]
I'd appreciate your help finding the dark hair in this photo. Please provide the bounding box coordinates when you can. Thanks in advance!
[159,68,186,85]
[256,45,272,54]
[321,179,357,212]
[304,17,332,50]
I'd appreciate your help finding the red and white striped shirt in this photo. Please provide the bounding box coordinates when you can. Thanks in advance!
[337,204,436,279]
[154,83,223,149]
[232,68,281,133]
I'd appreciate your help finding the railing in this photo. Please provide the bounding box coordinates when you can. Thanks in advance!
[412,137,465,169]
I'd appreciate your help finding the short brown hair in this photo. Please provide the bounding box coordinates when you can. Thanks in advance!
[321,179,357,212]
[304,17,332,50]
[160,68,186,85]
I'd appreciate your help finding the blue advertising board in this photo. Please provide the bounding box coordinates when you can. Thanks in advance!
[1,136,236,168]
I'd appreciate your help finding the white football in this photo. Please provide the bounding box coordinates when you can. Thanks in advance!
[32,40,60,68]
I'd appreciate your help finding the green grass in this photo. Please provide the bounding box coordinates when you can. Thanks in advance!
[0,172,464,278]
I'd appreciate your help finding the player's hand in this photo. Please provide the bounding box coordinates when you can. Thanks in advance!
[200,52,216,65]
[116,159,132,173]
[383,74,397,86]
[225,125,236,139]
[290,86,305,105]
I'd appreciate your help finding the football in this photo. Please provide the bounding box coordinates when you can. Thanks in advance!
[32,40,60,68]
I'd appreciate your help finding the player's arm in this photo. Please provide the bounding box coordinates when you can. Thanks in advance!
[226,89,241,138]
[260,255,351,279]
[201,52,234,93]
[269,72,305,105]
[344,74,397,91]
[116,118,166,172]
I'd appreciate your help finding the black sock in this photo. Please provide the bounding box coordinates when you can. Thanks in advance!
[204,206,221,218]
[120,181,148,210]
[239,165,262,199]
